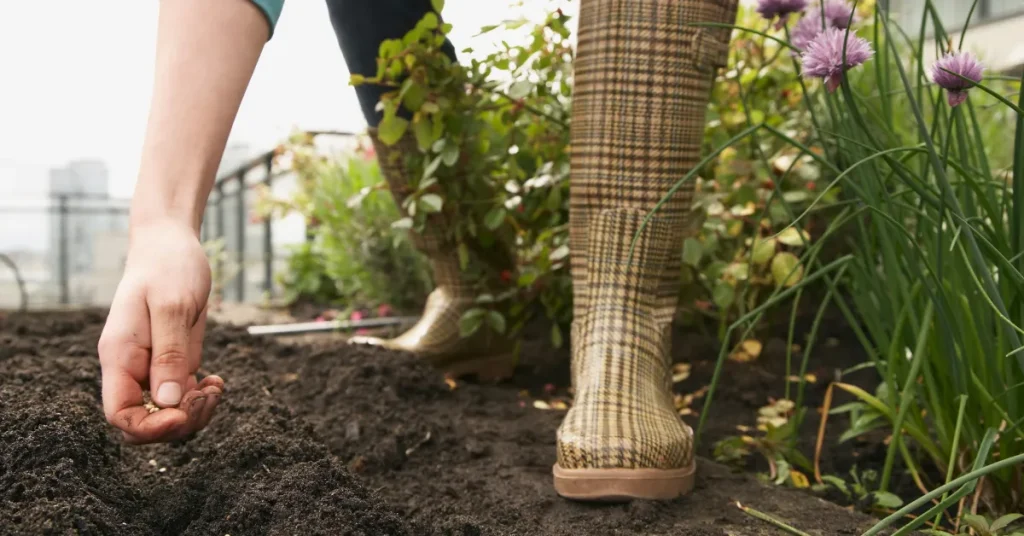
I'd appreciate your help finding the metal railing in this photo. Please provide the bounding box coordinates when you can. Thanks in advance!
[203,130,358,304]
[0,131,360,310]
[0,193,130,309]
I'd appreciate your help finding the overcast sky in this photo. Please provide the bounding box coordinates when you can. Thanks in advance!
[0,0,570,201]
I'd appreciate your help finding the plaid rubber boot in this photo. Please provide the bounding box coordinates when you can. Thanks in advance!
[555,0,738,500]
[349,130,515,381]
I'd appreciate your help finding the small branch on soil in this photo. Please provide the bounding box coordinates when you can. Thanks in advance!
[736,502,813,536]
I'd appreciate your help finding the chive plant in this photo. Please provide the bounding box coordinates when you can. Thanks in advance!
[676,0,1024,526]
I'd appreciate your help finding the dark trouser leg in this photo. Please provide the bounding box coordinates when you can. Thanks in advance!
[325,0,457,126]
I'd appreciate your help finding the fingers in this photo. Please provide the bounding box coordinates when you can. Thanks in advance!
[147,295,200,408]
[100,281,224,444]
[99,285,157,435]
[193,384,223,431]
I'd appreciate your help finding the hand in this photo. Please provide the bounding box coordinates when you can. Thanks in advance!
[98,221,223,444]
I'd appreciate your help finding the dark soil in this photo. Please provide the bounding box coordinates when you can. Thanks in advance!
[1,309,893,535]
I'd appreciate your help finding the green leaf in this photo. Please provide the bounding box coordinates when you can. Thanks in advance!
[991,514,1023,532]
[459,308,486,337]
[551,324,563,348]
[402,82,427,112]
[963,515,990,534]
[413,117,433,151]
[704,260,728,281]
[423,155,442,180]
[871,491,903,509]
[752,237,776,265]
[777,227,810,247]
[349,73,366,86]
[484,207,506,230]
[724,262,749,281]
[682,238,703,267]
[549,245,570,262]
[418,193,443,213]
[378,39,402,59]
[442,143,460,166]
[829,402,865,415]
[770,252,803,287]
[713,281,735,309]
[431,0,444,13]
[391,217,413,230]
[420,12,439,30]
[377,115,409,145]
[486,311,506,334]
[507,81,533,99]
[821,475,850,496]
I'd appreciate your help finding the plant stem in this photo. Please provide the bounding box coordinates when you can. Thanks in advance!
[736,502,813,536]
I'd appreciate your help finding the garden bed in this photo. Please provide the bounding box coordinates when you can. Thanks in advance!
[1,309,893,535]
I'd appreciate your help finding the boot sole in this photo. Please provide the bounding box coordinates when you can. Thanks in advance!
[442,353,516,382]
[552,462,696,501]
[348,337,516,382]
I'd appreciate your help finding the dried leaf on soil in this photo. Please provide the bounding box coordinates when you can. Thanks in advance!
[671,363,691,383]
[729,350,756,363]
[740,339,762,358]
[790,470,810,488]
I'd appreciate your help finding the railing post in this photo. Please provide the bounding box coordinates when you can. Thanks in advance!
[215,182,225,301]
[263,154,274,297]
[57,195,70,306]
[236,172,246,302]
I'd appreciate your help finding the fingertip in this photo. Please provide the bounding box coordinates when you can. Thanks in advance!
[198,375,225,390]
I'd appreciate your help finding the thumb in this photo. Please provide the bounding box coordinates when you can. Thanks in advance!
[148,296,199,407]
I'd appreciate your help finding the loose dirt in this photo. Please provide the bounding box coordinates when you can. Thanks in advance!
[1,309,891,535]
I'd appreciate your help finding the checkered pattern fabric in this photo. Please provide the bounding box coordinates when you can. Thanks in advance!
[351,131,508,369]
[569,0,739,326]
[559,0,738,471]
[558,210,693,470]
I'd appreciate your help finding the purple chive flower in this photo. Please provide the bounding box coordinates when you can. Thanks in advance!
[800,27,874,92]
[791,0,857,50]
[930,51,984,107]
[757,0,808,29]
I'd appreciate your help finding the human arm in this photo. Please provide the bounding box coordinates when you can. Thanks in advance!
[98,0,276,444]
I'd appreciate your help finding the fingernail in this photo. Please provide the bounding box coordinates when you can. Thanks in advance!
[156,382,182,406]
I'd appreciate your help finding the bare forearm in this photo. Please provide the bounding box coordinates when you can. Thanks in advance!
[131,0,269,236]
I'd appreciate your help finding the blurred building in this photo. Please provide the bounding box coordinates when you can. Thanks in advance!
[888,0,1024,73]
[49,159,111,276]
[46,159,128,305]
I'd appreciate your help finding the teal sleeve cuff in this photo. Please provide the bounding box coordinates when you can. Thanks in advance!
[249,0,284,39]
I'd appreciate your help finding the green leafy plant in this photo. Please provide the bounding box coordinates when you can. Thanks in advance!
[256,132,432,311]
[714,398,815,490]
[356,5,574,343]
[813,466,905,515]
[686,8,837,336]
[921,514,1024,536]
[681,0,1024,532]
